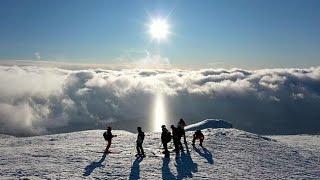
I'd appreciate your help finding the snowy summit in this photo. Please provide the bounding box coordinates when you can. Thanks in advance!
[0,120,319,179]
[185,119,233,131]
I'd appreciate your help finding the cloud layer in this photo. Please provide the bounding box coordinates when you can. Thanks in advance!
[1,65,320,136]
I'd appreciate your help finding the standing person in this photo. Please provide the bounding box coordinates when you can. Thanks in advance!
[178,118,187,144]
[192,130,204,147]
[136,127,145,157]
[171,125,179,152]
[171,125,183,152]
[103,126,117,153]
[161,125,171,157]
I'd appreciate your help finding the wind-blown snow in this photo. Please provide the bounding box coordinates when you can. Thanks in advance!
[0,128,319,179]
[185,119,232,131]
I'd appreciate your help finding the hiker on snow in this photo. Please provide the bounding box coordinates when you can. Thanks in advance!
[192,129,204,146]
[136,127,145,157]
[161,125,171,157]
[171,125,183,152]
[178,118,187,144]
[103,126,117,153]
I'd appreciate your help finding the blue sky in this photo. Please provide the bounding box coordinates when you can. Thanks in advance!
[0,0,320,69]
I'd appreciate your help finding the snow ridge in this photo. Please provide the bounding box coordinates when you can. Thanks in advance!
[185,119,232,131]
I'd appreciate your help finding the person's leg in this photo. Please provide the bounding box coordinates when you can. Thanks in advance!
[192,137,196,146]
[140,143,145,156]
[136,142,141,155]
[183,130,187,144]
[178,139,183,151]
[200,137,204,146]
[163,142,168,153]
[164,148,170,158]
[105,139,112,152]
[173,139,179,151]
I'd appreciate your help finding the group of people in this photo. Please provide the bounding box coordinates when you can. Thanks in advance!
[103,118,204,158]
[161,119,187,157]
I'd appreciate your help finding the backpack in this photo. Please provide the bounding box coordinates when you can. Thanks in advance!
[103,132,108,141]
[165,131,172,143]
[103,131,112,141]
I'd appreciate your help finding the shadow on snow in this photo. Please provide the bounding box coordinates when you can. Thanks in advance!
[175,150,198,179]
[83,153,107,176]
[162,158,175,180]
[129,157,144,180]
[193,146,214,164]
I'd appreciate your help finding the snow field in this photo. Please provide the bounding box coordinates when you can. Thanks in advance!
[1,129,319,179]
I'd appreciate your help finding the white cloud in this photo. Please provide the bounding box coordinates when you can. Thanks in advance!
[0,65,320,136]
[292,93,304,100]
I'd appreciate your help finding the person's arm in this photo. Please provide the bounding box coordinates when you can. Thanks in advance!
[110,132,117,138]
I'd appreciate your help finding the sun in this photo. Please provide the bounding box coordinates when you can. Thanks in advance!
[148,18,169,41]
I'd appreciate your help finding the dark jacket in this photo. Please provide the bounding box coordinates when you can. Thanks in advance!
[103,130,115,141]
[137,131,145,144]
[171,126,181,140]
[161,128,171,143]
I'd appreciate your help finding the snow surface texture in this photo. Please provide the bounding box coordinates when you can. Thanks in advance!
[1,129,319,179]
[185,119,232,131]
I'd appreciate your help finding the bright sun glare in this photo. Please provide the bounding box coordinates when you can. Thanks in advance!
[154,93,166,132]
[149,18,169,40]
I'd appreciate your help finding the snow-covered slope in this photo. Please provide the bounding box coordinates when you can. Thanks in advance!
[185,119,232,131]
[0,126,319,179]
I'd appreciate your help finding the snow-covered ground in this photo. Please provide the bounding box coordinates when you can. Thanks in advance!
[1,124,319,179]
[185,119,232,131]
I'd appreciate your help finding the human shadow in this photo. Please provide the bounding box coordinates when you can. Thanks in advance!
[175,150,198,179]
[193,146,214,164]
[83,153,107,176]
[162,158,175,180]
[129,157,144,180]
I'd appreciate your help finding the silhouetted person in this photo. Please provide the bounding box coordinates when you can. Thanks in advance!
[192,130,204,146]
[136,127,145,157]
[178,118,187,144]
[161,125,171,158]
[103,126,117,153]
[171,125,183,152]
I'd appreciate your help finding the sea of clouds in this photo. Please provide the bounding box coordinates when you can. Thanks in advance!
[0,65,320,136]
